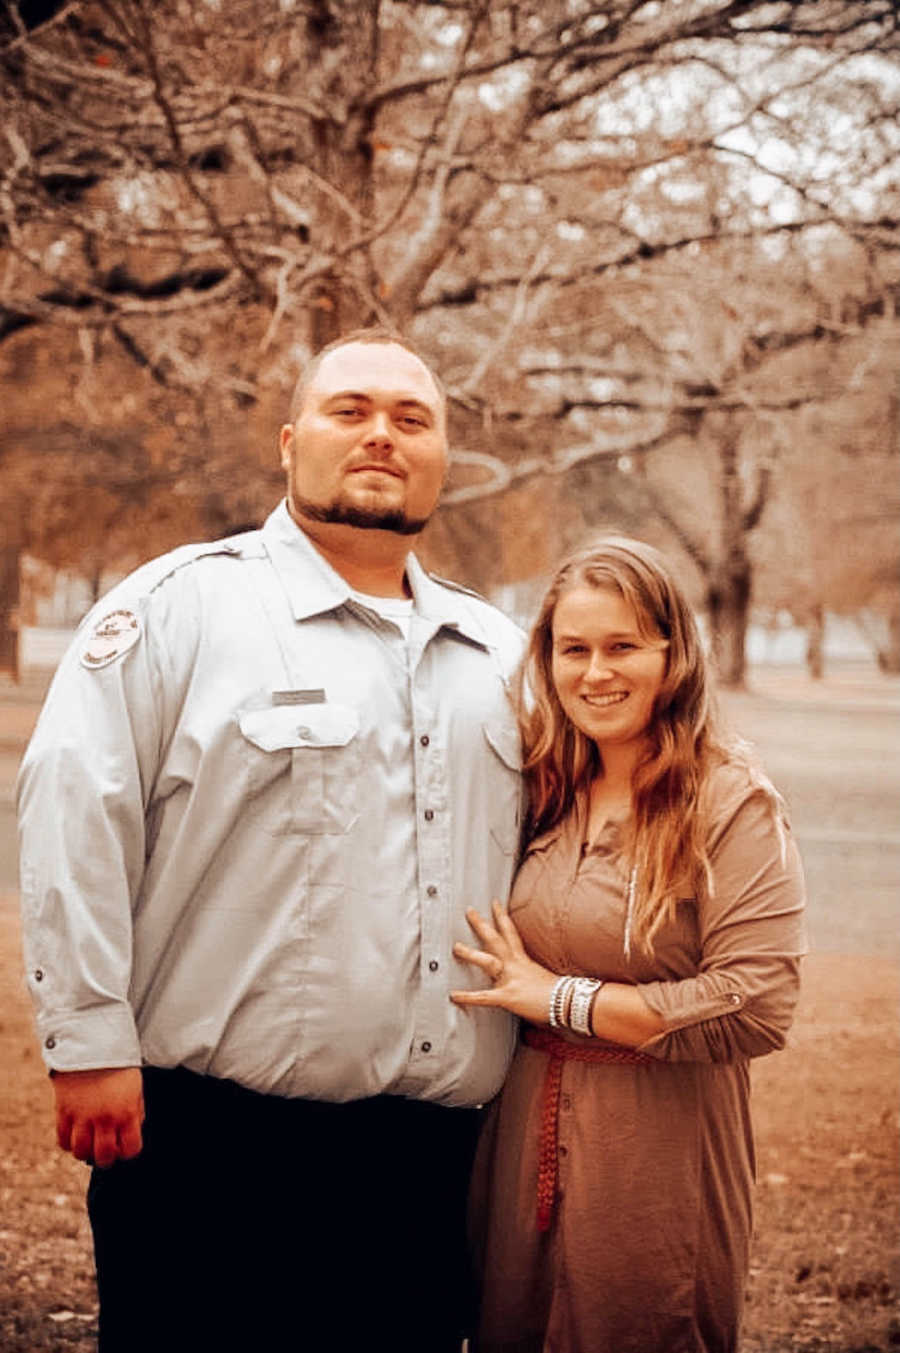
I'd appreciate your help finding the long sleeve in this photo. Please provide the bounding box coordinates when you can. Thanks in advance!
[636,774,808,1063]
[16,572,190,1072]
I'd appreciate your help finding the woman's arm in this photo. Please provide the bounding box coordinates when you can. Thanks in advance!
[634,785,807,1061]
[452,782,807,1061]
[450,901,665,1046]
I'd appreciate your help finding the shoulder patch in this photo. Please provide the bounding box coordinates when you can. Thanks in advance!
[80,609,142,670]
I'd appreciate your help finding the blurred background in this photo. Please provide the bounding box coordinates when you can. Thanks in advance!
[1,0,898,691]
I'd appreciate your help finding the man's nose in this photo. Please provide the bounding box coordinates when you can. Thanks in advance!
[363,412,393,448]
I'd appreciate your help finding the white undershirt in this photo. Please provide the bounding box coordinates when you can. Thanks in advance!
[349,588,414,640]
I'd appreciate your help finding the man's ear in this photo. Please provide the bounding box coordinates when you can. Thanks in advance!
[279,424,294,471]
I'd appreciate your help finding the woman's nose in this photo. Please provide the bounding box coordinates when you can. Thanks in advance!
[585,652,614,683]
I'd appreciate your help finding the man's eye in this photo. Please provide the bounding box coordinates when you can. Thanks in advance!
[399,415,426,428]
[610,642,636,653]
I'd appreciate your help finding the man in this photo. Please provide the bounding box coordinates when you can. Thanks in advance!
[17,329,525,1352]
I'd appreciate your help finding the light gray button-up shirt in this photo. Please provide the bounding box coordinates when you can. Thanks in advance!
[18,502,525,1107]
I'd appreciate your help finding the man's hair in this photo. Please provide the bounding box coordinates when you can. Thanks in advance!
[287,326,446,422]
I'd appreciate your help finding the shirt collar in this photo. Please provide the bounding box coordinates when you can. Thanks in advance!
[404,556,490,649]
[260,500,488,648]
[261,501,354,620]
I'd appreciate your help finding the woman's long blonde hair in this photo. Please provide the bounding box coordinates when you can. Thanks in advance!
[519,535,738,953]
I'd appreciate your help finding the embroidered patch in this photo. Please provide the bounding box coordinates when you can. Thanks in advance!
[80,609,141,670]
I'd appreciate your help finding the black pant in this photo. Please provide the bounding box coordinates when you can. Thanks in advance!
[87,1067,483,1352]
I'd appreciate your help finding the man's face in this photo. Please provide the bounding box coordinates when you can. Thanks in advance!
[280,341,448,536]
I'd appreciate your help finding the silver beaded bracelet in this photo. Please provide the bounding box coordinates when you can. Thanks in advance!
[568,977,605,1036]
[549,974,605,1034]
[548,975,574,1029]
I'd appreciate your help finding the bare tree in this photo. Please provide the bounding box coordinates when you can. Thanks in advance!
[2,0,898,678]
[756,308,900,675]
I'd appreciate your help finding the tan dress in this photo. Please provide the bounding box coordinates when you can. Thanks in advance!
[470,762,807,1353]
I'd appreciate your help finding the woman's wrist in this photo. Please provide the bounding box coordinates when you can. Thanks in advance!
[547,975,605,1034]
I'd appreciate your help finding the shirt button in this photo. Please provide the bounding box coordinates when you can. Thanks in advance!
[421,1041,432,1053]
[729,994,741,1005]
[296,725,311,739]
[424,809,434,822]
[558,1145,568,1158]
[45,1036,56,1050]
[561,1095,571,1111]
[34,969,44,982]
[426,885,438,897]
[429,960,439,973]
[419,735,430,747]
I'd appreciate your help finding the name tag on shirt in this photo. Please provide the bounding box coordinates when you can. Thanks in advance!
[272,689,326,706]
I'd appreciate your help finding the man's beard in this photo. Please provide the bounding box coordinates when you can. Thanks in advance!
[290,491,429,536]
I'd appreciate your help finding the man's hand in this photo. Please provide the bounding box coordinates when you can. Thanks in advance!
[53,1067,145,1167]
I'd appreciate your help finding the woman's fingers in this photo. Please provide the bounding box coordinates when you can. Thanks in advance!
[491,899,527,955]
[453,940,497,976]
[450,985,504,1007]
[465,906,501,948]
[467,901,522,953]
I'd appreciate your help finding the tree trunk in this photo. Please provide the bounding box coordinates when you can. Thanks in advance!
[806,603,825,680]
[708,561,751,687]
[876,610,900,675]
[0,542,21,681]
[306,0,380,347]
[709,420,754,688]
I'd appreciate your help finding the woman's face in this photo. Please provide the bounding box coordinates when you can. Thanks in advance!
[550,584,668,753]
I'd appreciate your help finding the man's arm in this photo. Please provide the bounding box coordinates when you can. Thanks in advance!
[17,575,187,1098]
[53,1067,145,1167]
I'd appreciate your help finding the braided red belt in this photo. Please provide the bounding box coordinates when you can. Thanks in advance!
[523,1025,656,1231]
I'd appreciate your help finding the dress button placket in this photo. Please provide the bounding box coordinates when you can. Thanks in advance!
[557,1072,572,1188]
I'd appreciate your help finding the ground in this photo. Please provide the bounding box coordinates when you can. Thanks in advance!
[0,664,897,1353]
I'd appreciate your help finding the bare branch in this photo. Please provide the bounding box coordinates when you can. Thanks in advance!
[443,416,690,507]
[459,242,553,394]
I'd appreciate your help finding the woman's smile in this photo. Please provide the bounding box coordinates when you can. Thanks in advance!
[551,585,668,752]
[580,690,629,708]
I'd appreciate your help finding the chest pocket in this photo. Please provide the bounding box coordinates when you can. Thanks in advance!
[239,703,361,835]
[483,719,524,856]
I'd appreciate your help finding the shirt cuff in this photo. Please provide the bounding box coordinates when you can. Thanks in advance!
[636,977,745,1035]
[36,1004,142,1073]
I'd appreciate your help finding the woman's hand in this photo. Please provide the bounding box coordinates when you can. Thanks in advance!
[450,899,557,1026]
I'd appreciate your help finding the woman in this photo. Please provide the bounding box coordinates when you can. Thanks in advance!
[452,536,807,1353]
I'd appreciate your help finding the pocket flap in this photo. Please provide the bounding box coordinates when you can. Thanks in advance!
[239,703,359,752]
[483,719,522,771]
